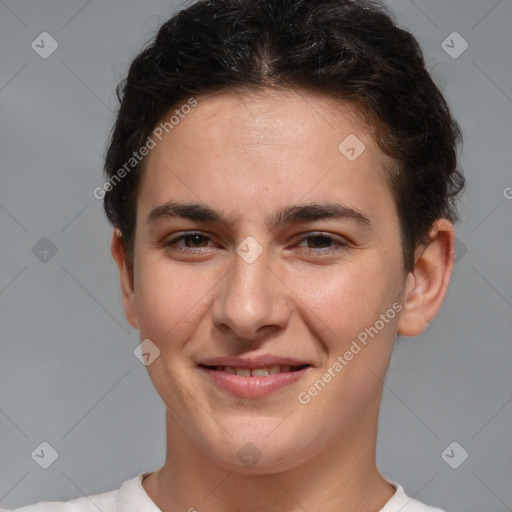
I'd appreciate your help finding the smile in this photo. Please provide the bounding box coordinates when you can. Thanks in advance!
[200,364,309,376]
[197,364,312,398]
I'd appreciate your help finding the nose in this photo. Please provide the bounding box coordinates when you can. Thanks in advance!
[211,245,291,342]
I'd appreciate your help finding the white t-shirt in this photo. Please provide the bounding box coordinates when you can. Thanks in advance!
[1,472,447,512]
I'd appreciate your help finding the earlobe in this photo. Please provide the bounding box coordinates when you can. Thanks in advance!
[110,229,139,330]
[397,219,455,337]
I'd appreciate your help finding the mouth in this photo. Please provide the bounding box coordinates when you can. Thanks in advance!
[198,363,310,376]
[197,363,312,398]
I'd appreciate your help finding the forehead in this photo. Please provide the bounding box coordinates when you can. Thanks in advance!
[156,88,375,157]
[138,88,395,227]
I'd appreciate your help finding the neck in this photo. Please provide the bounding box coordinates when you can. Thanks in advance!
[142,397,395,512]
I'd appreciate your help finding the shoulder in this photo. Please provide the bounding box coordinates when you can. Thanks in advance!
[0,482,121,512]
[383,480,448,512]
[0,472,154,512]
[399,500,447,512]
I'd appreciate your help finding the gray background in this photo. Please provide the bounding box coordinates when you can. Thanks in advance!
[0,0,511,510]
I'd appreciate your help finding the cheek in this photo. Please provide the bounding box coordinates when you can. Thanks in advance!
[133,259,206,344]
[294,256,401,342]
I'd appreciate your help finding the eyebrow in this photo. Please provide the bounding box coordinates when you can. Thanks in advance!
[146,200,372,230]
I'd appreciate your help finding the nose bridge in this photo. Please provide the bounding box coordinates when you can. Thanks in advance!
[213,238,290,339]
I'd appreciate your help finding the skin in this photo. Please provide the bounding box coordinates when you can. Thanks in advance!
[111,89,455,512]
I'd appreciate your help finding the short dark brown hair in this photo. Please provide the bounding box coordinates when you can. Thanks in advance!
[103,0,464,272]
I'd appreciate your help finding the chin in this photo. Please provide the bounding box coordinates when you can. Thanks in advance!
[206,431,318,475]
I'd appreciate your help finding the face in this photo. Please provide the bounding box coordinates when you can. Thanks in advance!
[118,89,413,473]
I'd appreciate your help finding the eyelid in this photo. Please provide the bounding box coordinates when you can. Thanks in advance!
[165,231,218,248]
[164,230,351,253]
[291,233,352,255]
[293,231,349,246]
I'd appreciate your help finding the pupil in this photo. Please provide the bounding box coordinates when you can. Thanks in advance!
[186,234,207,247]
[309,236,330,248]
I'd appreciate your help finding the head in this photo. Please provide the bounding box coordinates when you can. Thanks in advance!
[106,0,463,473]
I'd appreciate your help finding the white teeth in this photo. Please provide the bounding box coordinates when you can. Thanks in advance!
[251,368,269,376]
[269,365,281,375]
[217,365,299,376]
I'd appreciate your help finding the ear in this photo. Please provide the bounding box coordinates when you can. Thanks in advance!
[397,219,455,336]
[111,229,139,330]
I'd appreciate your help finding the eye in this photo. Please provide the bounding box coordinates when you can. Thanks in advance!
[294,233,350,254]
[162,231,350,256]
[164,232,217,251]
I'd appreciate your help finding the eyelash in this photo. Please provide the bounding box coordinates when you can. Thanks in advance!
[163,231,350,255]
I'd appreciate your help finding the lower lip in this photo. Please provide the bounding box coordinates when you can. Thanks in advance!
[198,366,310,398]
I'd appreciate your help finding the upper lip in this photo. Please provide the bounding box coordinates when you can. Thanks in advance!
[197,354,312,369]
